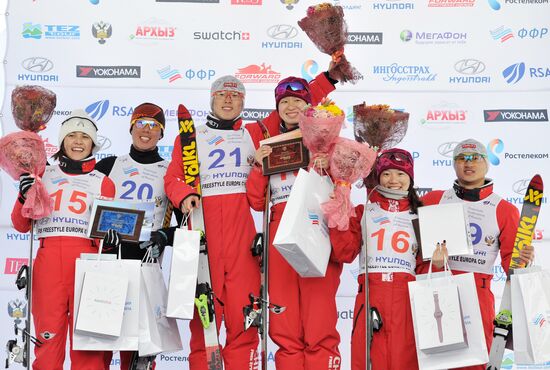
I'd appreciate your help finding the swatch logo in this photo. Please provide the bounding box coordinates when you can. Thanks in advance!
[301,59,318,82]
[86,100,110,121]
[502,62,525,84]
[487,139,504,165]
[488,0,501,10]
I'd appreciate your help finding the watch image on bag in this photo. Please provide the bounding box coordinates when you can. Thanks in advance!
[433,291,444,343]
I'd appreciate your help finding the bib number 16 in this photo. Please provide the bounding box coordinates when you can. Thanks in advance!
[371,229,410,253]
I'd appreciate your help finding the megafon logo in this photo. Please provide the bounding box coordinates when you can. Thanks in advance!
[86,100,110,121]
[487,139,504,165]
[502,62,525,84]
[235,63,281,83]
[301,60,318,82]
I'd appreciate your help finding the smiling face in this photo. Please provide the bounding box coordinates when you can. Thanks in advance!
[278,96,308,129]
[454,153,488,189]
[212,91,244,121]
[62,131,93,161]
[131,117,162,151]
[379,169,411,191]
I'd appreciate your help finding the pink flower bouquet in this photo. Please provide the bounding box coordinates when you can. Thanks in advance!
[0,131,52,219]
[321,138,377,231]
[298,3,362,84]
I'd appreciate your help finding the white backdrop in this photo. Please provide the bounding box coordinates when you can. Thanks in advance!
[0,0,549,369]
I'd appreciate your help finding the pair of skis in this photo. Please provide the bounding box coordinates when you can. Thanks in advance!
[487,174,544,369]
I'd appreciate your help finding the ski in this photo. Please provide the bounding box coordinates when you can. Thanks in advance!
[178,104,223,370]
[487,174,544,370]
[6,221,42,369]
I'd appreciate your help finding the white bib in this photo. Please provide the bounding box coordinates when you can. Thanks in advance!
[36,166,105,238]
[360,204,418,275]
[270,170,299,206]
[195,125,255,197]
[439,190,501,274]
[108,155,169,231]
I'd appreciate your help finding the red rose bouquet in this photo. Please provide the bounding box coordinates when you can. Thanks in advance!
[321,138,377,231]
[298,3,362,84]
[11,85,57,132]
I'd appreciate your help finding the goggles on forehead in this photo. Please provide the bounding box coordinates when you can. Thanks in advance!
[131,118,163,131]
[454,153,486,162]
[379,151,412,164]
[275,81,309,95]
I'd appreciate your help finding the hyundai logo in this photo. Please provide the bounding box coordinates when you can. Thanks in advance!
[267,24,298,40]
[97,135,112,151]
[21,57,54,73]
[454,59,485,75]
[512,179,530,195]
[438,142,458,158]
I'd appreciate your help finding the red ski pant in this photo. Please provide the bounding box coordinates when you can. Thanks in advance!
[351,273,418,370]
[451,272,494,370]
[268,216,342,370]
[32,236,105,370]
[188,196,260,370]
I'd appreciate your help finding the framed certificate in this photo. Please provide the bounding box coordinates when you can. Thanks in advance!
[88,199,155,243]
[260,129,310,176]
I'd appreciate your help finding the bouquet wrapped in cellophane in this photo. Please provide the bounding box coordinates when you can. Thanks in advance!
[0,131,52,219]
[353,103,409,188]
[11,85,56,132]
[299,99,344,163]
[298,3,362,84]
[321,138,377,231]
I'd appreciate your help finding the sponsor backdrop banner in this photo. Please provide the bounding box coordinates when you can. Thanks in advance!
[0,0,549,369]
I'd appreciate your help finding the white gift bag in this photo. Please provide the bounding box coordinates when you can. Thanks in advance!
[139,258,183,356]
[410,271,488,369]
[73,245,141,351]
[74,271,128,337]
[512,267,550,365]
[273,168,333,277]
[166,228,200,319]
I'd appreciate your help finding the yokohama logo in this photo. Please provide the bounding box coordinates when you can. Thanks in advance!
[76,65,141,78]
[484,109,548,122]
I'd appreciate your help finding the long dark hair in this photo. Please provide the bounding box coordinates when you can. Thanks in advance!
[408,181,423,215]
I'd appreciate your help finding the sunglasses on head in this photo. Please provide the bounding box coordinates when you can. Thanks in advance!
[132,119,163,131]
[275,81,309,95]
[379,151,412,164]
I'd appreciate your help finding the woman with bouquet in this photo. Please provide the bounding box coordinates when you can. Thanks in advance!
[11,109,115,370]
[329,148,423,370]
[245,70,342,369]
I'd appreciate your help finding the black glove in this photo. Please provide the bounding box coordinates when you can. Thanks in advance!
[139,230,168,259]
[103,229,121,252]
[18,173,35,203]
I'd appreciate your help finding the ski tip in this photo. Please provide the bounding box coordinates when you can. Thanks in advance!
[177,104,192,121]
[531,174,543,189]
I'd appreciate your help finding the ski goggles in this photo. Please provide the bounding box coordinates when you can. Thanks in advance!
[131,118,164,131]
[454,153,487,163]
[212,90,244,100]
[378,151,413,164]
[275,80,310,95]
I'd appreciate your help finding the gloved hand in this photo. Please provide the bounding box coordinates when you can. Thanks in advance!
[103,229,121,252]
[139,230,168,259]
[18,173,36,203]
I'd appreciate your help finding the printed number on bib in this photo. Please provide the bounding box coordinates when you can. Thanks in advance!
[51,189,87,214]
[120,180,154,200]
[469,222,482,245]
[208,148,241,169]
[371,229,410,253]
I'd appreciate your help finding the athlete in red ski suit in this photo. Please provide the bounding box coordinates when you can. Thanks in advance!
[420,138,533,370]
[11,110,115,370]
[164,76,259,370]
[329,149,422,370]
[246,72,340,370]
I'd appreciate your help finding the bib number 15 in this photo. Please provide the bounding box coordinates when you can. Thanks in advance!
[51,189,87,214]
[371,229,410,253]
